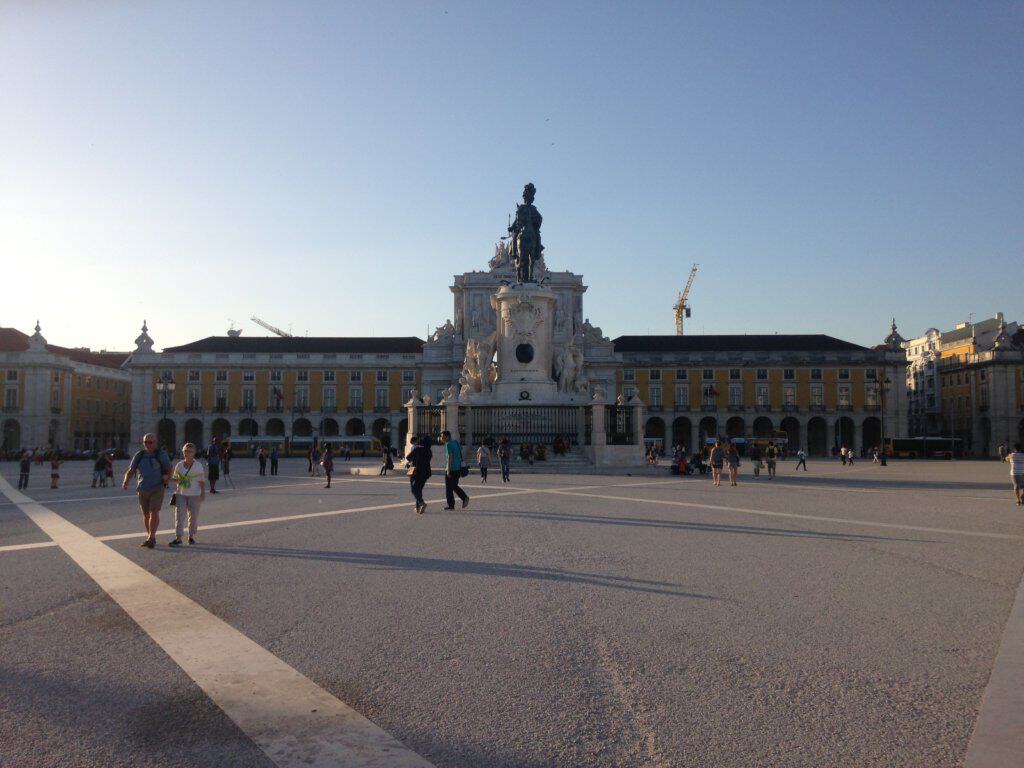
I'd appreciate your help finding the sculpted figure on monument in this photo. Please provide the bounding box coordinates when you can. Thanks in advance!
[507,182,544,283]
[554,338,584,394]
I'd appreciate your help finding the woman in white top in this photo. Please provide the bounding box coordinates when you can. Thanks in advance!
[476,444,491,483]
[170,442,207,546]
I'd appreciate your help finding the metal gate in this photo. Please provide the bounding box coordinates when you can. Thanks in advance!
[469,406,578,445]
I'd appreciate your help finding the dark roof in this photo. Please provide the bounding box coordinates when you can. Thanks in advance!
[163,336,425,354]
[0,327,128,369]
[612,335,869,353]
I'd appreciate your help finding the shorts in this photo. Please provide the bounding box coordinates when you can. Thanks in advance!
[766,460,777,469]
[711,462,724,470]
[93,470,106,482]
[137,487,165,513]
[1013,476,1024,490]
[208,465,220,481]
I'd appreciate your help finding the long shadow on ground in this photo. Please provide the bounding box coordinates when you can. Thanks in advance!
[164,545,716,599]
[474,509,926,543]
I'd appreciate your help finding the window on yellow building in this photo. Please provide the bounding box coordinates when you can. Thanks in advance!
[729,368,741,380]
[811,368,822,381]
[649,387,662,408]
[376,370,388,383]
[728,383,742,406]
[810,383,824,406]
[270,370,282,382]
[351,370,363,383]
[243,370,255,382]
[703,369,714,380]
[675,369,688,380]
[188,370,200,382]
[756,369,768,380]
[757,384,770,406]
[650,369,661,381]
[323,370,335,382]
[215,370,227,382]
[783,384,795,406]
[783,369,794,380]
[624,369,635,382]
[675,383,689,407]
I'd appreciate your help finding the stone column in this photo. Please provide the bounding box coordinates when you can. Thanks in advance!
[590,400,607,448]
[628,395,646,449]
[798,419,808,453]
[443,398,460,443]
[826,419,836,456]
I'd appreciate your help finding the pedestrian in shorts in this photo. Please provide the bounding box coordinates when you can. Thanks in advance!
[709,440,725,487]
[765,442,778,479]
[476,443,491,483]
[122,433,172,548]
[1006,443,1024,506]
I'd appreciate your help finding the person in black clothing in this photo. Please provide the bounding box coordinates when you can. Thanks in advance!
[18,452,31,490]
[405,435,432,514]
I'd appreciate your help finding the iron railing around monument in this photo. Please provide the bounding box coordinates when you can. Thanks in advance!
[605,404,635,445]
[469,406,579,446]
[415,405,444,440]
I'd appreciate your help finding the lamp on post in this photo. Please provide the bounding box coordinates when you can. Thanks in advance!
[880,375,890,466]
[155,374,175,451]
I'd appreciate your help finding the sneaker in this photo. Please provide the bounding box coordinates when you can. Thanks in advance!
[139,539,151,548]
[143,539,155,549]
[419,503,426,514]
[168,539,182,547]
[461,498,469,509]
[210,489,218,494]
[188,537,196,545]
[443,506,455,510]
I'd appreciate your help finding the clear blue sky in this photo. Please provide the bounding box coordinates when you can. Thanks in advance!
[2,1,1021,351]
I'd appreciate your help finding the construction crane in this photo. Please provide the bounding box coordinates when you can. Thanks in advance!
[673,264,698,335]
[250,316,293,338]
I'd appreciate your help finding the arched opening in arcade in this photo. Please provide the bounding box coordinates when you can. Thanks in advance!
[320,418,339,437]
[672,417,692,451]
[293,418,313,437]
[398,418,408,449]
[836,417,855,450]
[780,417,800,449]
[157,419,176,452]
[726,416,745,439]
[184,419,203,448]
[265,418,285,437]
[752,416,774,439]
[862,417,882,452]
[346,418,365,436]
[644,417,665,452]
[211,418,231,441]
[978,417,991,456]
[807,417,827,456]
[698,417,717,442]
[372,418,390,447]
[239,418,259,438]
[2,419,20,453]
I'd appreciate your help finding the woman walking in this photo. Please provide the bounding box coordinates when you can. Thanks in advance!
[322,445,335,488]
[709,440,725,487]
[727,444,740,486]
[405,435,432,514]
[170,442,206,547]
[257,447,267,476]
[49,454,62,489]
[311,446,322,477]
[476,443,491,483]
[379,447,394,476]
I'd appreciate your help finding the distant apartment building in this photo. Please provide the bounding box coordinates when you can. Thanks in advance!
[901,313,1024,456]
[0,323,131,452]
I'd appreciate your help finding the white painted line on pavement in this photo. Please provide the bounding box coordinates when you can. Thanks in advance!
[964,561,1024,767]
[0,539,58,552]
[0,474,436,768]
[544,489,1024,541]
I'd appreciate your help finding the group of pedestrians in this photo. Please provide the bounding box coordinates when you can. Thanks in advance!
[401,433,522,514]
[256,446,280,476]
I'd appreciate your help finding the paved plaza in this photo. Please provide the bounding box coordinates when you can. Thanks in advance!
[2,457,1023,767]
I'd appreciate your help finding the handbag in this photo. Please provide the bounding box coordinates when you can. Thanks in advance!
[460,466,470,478]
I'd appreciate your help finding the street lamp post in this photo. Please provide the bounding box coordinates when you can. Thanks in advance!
[155,374,176,452]
[880,376,890,466]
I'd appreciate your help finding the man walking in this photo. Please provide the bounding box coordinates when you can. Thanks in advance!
[442,430,468,510]
[1006,443,1024,506]
[270,445,279,476]
[257,447,267,476]
[122,433,172,548]
[498,438,512,483]
[795,447,808,471]
[17,451,31,490]
[206,438,221,493]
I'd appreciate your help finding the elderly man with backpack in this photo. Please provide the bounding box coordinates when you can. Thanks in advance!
[122,433,172,549]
